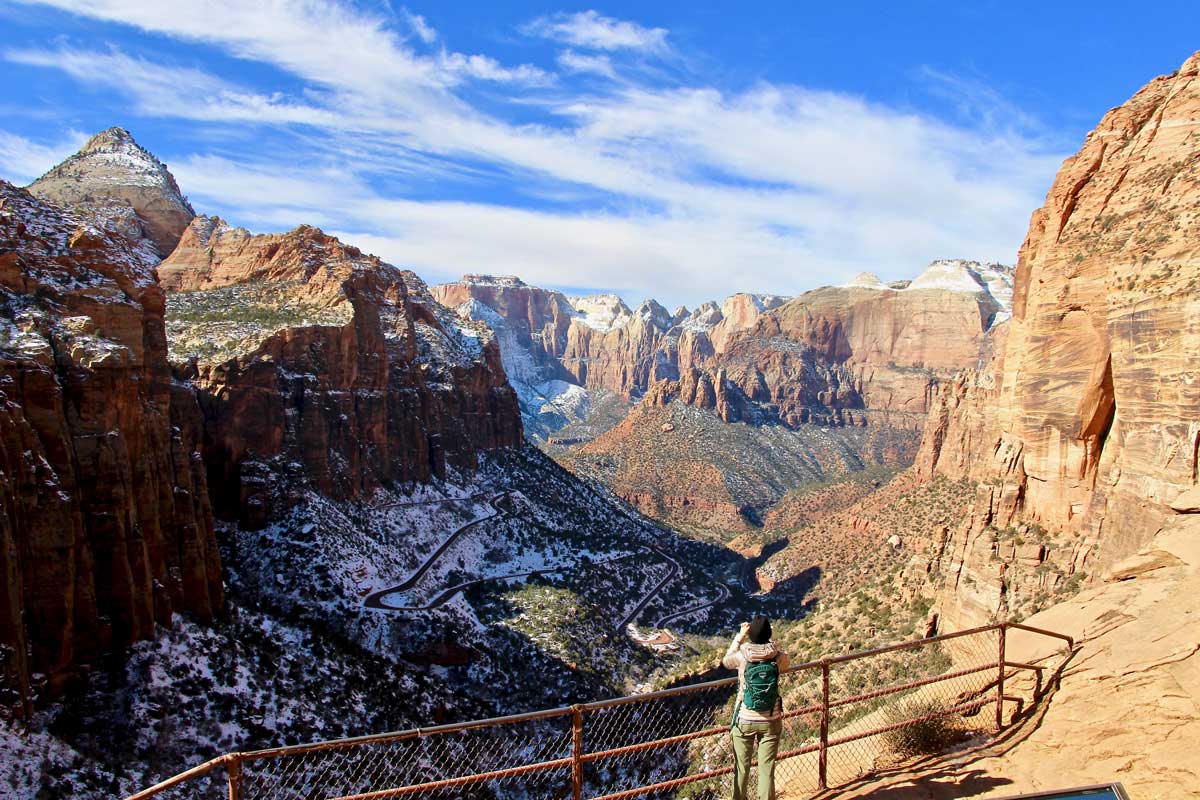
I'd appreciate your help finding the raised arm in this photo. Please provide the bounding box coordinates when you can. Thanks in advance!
[722,622,750,670]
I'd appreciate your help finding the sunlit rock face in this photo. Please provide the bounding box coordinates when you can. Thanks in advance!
[435,264,1009,438]
[714,260,1011,426]
[27,127,196,258]
[913,51,1200,628]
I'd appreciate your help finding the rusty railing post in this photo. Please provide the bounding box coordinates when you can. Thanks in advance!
[226,754,243,800]
[995,624,1007,732]
[818,660,830,791]
[571,704,584,800]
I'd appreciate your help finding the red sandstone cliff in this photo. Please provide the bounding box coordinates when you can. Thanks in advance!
[913,51,1200,628]
[714,263,1008,427]
[162,218,522,526]
[0,182,221,713]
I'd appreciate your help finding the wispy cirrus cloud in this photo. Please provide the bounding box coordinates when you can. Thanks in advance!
[401,8,437,45]
[436,50,552,85]
[557,50,617,79]
[6,45,338,125]
[522,10,669,53]
[2,0,1064,307]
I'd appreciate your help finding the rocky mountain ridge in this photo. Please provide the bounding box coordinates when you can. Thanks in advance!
[433,259,1011,440]
[160,214,523,526]
[1,143,524,716]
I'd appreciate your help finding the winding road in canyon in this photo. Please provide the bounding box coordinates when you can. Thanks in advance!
[363,492,514,609]
[364,491,729,631]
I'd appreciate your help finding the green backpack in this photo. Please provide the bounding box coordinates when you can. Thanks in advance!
[741,658,780,713]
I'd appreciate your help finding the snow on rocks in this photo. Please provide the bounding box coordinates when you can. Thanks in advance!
[840,260,1015,313]
[846,272,888,289]
[29,127,194,214]
[457,274,528,288]
[569,293,634,332]
[26,127,196,256]
[681,301,724,333]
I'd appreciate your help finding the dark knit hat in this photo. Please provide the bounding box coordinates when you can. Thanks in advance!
[748,616,772,644]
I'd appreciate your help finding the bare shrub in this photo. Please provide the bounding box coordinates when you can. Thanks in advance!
[881,698,962,757]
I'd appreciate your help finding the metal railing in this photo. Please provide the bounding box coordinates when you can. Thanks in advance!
[127,622,1073,800]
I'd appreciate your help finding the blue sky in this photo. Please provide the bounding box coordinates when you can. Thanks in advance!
[0,1,1196,307]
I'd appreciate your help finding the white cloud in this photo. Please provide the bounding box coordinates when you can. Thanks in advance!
[557,50,616,79]
[402,8,437,44]
[523,10,669,53]
[8,0,1065,308]
[6,46,338,126]
[0,129,88,184]
[437,51,551,85]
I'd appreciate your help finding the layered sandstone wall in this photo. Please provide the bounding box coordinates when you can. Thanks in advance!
[0,183,221,711]
[430,276,579,384]
[436,266,1005,433]
[715,280,1002,426]
[913,51,1200,628]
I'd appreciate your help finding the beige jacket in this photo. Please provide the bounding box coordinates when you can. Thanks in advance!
[723,638,791,723]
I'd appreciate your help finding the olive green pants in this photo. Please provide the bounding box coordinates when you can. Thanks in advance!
[731,719,782,800]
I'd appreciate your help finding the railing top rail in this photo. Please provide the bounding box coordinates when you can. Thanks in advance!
[824,623,1000,666]
[250,623,1043,756]
[240,703,576,760]
[1006,621,1075,647]
[124,755,227,800]
[585,622,1021,712]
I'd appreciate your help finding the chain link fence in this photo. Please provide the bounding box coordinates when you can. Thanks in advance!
[127,623,1073,800]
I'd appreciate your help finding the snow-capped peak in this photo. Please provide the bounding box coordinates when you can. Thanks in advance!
[569,294,633,333]
[845,272,887,289]
[80,126,138,154]
[908,260,986,292]
[34,128,193,210]
[635,299,672,330]
[839,260,1013,313]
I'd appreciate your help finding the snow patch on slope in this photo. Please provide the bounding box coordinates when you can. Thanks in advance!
[845,272,887,289]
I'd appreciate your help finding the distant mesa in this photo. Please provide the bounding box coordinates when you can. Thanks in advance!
[844,259,1012,296]
[460,274,528,288]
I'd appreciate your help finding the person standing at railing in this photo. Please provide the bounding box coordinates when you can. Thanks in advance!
[723,616,790,800]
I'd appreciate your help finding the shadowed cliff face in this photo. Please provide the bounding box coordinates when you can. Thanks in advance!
[0,182,222,712]
[1,129,527,716]
[162,218,523,527]
[913,51,1200,628]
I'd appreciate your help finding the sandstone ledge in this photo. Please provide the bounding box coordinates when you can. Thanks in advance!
[838,515,1200,799]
